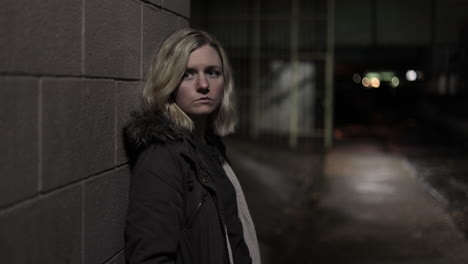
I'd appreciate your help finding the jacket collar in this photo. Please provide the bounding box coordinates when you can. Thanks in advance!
[122,111,225,179]
[123,111,189,166]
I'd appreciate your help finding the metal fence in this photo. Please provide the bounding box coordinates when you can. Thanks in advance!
[191,0,333,151]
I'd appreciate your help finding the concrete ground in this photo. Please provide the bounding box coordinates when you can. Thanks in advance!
[227,139,468,264]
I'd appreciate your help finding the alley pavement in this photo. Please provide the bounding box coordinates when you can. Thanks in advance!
[227,139,468,264]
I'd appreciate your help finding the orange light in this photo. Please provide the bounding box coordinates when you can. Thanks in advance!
[362,77,370,87]
[370,77,380,88]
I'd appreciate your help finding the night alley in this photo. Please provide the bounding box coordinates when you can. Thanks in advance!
[229,140,468,264]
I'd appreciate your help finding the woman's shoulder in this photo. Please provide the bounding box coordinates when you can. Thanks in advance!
[122,110,190,167]
[134,143,183,171]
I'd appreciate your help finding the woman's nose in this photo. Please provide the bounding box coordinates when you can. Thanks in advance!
[197,75,209,92]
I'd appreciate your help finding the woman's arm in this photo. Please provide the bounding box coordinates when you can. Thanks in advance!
[125,145,184,264]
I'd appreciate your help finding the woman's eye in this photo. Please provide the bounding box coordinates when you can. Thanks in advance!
[182,71,196,80]
[206,69,222,78]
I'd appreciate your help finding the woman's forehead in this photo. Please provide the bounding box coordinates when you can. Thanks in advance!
[187,45,222,67]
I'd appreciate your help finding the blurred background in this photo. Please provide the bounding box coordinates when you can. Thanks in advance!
[192,0,468,151]
[191,0,468,263]
[1,0,468,263]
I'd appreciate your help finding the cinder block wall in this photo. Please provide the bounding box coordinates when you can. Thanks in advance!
[0,0,189,263]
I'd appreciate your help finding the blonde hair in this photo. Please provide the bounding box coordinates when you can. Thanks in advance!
[142,28,237,136]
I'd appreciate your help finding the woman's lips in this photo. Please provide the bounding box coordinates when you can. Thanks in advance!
[195,97,213,102]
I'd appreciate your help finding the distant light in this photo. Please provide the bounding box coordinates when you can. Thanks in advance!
[353,73,361,83]
[362,77,371,87]
[370,77,380,88]
[391,77,400,87]
[406,70,417,81]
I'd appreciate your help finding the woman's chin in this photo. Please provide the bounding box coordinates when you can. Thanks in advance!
[187,106,219,117]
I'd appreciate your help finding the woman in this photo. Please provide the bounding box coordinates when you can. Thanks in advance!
[123,28,261,264]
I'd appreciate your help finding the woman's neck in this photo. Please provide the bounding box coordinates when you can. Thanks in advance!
[192,117,208,144]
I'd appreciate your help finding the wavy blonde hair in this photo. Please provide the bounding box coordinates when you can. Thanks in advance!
[142,28,237,136]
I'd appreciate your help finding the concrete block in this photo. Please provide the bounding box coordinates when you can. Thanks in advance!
[142,8,188,75]
[0,77,38,207]
[0,186,82,263]
[0,0,82,75]
[163,0,190,18]
[179,17,189,28]
[147,0,162,6]
[85,0,141,79]
[42,79,115,190]
[84,168,130,264]
[116,82,142,165]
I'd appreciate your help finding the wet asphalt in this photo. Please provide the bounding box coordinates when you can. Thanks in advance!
[227,139,468,264]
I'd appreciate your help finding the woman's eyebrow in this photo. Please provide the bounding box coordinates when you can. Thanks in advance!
[185,65,222,70]
[206,65,222,70]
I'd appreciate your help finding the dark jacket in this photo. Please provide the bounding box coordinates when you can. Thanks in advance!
[123,111,233,264]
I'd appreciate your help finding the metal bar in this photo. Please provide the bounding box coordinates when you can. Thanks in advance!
[289,0,300,148]
[324,0,335,149]
[250,0,261,139]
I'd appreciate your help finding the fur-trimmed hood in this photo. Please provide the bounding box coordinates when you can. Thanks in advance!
[123,111,190,165]
[123,110,227,168]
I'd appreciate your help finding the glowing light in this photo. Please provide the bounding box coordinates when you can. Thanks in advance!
[353,73,361,83]
[406,70,417,81]
[391,77,400,87]
[362,77,371,87]
[370,77,380,88]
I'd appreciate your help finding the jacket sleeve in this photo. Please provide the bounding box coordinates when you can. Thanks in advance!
[125,145,185,264]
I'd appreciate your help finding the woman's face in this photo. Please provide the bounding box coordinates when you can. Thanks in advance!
[174,44,224,121]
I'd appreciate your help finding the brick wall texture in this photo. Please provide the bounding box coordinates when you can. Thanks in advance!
[0,0,190,263]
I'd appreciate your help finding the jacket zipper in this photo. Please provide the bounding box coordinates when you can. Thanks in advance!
[186,188,208,228]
